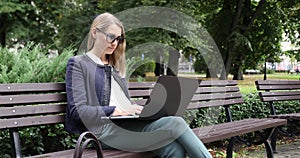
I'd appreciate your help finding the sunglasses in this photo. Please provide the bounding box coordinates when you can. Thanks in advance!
[96,28,124,44]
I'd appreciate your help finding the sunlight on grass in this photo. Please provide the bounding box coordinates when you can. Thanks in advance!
[229,73,300,94]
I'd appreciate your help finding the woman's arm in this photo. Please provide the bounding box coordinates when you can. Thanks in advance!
[65,57,115,123]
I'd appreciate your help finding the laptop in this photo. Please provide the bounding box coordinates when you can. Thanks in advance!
[101,75,199,120]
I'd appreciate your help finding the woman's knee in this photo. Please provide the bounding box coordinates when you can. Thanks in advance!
[160,116,189,136]
[160,116,187,125]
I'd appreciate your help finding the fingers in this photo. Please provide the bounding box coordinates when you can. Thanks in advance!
[134,105,143,115]
[111,107,129,116]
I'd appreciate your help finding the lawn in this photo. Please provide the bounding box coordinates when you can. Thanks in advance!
[234,73,300,94]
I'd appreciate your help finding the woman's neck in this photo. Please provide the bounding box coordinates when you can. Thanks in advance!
[101,54,109,65]
[90,50,109,65]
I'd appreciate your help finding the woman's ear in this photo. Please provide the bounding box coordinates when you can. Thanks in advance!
[91,28,97,39]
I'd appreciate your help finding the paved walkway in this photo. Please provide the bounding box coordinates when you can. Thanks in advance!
[273,139,300,158]
[247,139,300,158]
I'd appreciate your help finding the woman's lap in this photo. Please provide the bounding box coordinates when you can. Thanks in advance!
[96,116,188,152]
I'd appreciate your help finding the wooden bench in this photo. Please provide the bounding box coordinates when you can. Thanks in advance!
[0,80,287,158]
[255,80,300,152]
[0,82,154,158]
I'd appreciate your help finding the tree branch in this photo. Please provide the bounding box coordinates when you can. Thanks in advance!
[245,0,266,31]
[230,0,243,32]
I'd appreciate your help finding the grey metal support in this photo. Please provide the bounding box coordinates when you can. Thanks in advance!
[9,129,22,158]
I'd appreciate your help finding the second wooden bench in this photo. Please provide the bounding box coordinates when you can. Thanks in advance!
[256,80,300,152]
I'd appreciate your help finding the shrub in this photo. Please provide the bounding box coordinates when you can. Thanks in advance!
[0,43,74,83]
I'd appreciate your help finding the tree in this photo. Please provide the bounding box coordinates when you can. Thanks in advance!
[0,1,33,47]
[207,0,300,80]
[0,0,97,51]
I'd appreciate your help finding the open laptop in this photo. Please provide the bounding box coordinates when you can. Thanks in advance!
[101,75,199,120]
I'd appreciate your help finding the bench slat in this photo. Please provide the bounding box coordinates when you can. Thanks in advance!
[261,95,300,102]
[200,80,237,86]
[0,115,65,129]
[259,91,300,97]
[256,80,300,85]
[0,82,65,93]
[128,82,155,89]
[194,118,287,143]
[27,149,154,158]
[0,104,66,117]
[129,90,151,98]
[0,93,67,105]
[187,98,244,109]
[195,87,239,94]
[192,92,242,101]
[257,85,300,90]
[270,113,300,120]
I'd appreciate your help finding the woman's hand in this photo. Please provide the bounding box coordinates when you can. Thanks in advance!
[111,105,144,116]
[133,105,143,115]
[111,107,129,116]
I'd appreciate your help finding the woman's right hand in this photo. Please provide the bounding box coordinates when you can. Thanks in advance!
[111,107,129,116]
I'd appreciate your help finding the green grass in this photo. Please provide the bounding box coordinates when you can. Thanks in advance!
[234,73,300,94]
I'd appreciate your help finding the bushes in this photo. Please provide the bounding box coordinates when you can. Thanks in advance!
[0,43,74,83]
[0,44,76,157]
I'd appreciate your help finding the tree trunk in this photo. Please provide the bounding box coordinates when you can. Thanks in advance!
[220,0,243,80]
[220,47,233,80]
[206,68,218,78]
[0,14,7,47]
[167,50,180,76]
[232,64,244,80]
[154,54,164,76]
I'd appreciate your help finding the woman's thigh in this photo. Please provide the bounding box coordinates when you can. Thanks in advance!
[97,116,188,152]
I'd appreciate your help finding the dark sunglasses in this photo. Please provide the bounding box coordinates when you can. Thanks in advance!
[96,28,124,44]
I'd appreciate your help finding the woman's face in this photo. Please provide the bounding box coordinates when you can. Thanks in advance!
[93,24,122,57]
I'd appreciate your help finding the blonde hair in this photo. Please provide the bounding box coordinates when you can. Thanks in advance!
[87,13,126,77]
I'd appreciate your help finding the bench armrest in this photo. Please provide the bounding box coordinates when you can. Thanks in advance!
[74,131,103,158]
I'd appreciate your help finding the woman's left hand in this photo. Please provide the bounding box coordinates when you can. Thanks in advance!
[133,104,143,115]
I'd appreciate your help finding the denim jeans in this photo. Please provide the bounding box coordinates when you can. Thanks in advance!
[96,116,212,158]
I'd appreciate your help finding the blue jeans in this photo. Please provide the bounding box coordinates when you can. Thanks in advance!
[97,116,212,158]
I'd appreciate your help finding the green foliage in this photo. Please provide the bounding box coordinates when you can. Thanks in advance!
[0,43,74,83]
[18,125,77,156]
[0,1,32,13]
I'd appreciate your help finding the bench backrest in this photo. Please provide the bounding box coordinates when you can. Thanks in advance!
[130,80,243,122]
[0,80,243,129]
[0,83,67,130]
[255,80,300,115]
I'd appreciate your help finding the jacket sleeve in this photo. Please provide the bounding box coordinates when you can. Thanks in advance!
[65,57,115,124]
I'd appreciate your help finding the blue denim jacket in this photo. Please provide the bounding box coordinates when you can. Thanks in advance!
[65,54,129,134]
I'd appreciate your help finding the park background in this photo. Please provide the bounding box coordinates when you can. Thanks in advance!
[0,0,300,157]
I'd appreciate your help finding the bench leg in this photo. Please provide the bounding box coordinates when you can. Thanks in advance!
[9,129,22,158]
[227,129,275,158]
[264,139,274,158]
[270,128,278,153]
[263,128,276,158]
[226,137,236,158]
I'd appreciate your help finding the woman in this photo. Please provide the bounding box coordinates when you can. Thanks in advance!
[65,12,212,158]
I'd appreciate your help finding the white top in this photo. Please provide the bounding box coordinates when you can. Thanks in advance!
[86,52,137,115]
